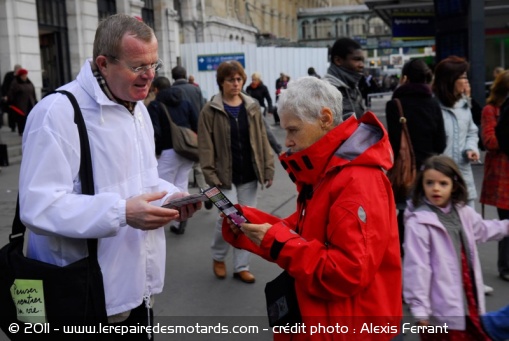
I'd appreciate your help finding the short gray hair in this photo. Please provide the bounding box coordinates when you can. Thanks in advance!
[277,76,343,126]
[93,14,155,61]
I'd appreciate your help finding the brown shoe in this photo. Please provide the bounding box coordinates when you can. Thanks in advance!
[213,260,226,279]
[233,271,255,283]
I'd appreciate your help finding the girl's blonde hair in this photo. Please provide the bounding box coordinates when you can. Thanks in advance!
[411,155,468,207]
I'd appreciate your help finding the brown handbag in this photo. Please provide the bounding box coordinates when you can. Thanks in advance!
[158,101,199,162]
[387,98,416,201]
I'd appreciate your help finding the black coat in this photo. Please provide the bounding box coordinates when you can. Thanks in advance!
[386,83,446,170]
[245,82,273,112]
[147,87,199,155]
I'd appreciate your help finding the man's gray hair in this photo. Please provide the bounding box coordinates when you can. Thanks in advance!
[277,76,343,126]
[93,14,155,61]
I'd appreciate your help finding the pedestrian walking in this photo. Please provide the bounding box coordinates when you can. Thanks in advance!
[198,60,275,284]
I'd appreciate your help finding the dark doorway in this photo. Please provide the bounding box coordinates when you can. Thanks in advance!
[36,0,71,97]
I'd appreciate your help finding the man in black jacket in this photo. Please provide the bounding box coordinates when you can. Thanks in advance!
[1,64,22,131]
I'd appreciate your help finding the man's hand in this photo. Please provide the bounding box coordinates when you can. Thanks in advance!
[126,191,179,230]
[163,192,202,222]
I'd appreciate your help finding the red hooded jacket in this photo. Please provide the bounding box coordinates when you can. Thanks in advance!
[223,112,402,340]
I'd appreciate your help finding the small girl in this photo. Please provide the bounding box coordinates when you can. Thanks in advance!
[403,155,509,341]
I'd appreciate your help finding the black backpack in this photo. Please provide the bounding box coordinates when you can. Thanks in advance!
[495,97,509,156]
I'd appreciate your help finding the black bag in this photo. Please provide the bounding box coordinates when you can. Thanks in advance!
[264,271,302,327]
[158,102,199,162]
[0,144,8,166]
[0,90,110,340]
[495,97,509,157]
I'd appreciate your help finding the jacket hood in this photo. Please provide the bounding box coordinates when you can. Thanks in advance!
[156,87,183,107]
[76,59,117,107]
[280,111,393,186]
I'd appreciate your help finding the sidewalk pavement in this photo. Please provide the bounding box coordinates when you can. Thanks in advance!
[0,97,508,341]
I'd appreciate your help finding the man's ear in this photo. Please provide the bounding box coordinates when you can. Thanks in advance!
[95,55,108,74]
[333,56,343,66]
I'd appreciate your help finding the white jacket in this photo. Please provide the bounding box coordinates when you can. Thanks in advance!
[19,60,178,316]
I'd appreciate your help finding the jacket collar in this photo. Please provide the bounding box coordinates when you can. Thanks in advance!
[279,112,392,187]
[210,91,258,115]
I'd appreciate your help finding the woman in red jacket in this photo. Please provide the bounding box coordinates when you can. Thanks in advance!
[222,76,402,340]
[480,69,509,282]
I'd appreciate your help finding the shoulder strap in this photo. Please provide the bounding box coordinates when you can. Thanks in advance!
[11,90,98,258]
[157,101,175,127]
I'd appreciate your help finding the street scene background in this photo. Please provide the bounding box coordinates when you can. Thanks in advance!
[0,96,507,340]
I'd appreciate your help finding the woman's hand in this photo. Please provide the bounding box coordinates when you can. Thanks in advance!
[223,214,271,246]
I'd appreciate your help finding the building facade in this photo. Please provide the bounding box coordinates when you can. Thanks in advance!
[0,0,350,99]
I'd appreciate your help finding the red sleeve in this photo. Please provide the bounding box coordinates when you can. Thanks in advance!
[481,104,499,151]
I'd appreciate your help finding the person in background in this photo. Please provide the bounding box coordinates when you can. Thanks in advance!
[1,64,22,132]
[433,56,494,295]
[242,74,282,156]
[188,74,199,87]
[493,66,504,80]
[386,58,446,256]
[403,155,509,340]
[19,14,200,338]
[273,73,289,126]
[6,68,37,136]
[245,72,272,116]
[323,37,366,120]
[147,80,199,235]
[171,66,207,192]
[432,56,479,208]
[480,70,509,283]
[223,76,402,339]
[307,66,321,79]
[198,60,275,284]
[145,76,170,108]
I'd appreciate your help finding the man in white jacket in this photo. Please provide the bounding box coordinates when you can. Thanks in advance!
[18,14,200,339]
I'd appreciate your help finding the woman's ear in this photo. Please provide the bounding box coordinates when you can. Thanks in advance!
[320,108,334,129]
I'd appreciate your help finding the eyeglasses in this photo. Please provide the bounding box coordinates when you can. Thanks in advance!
[108,56,163,75]
[225,77,243,84]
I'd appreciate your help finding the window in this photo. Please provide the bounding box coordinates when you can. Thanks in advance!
[346,17,366,36]
[335,19,343,37]
[97,0,117,21]
[314,18,333,39]
[368,17,389,35]
[142,0,155,30]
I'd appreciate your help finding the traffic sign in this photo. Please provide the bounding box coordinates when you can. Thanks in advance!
[197,53,245,71]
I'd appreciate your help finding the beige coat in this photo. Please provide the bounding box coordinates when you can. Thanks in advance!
[198,92,275,189]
